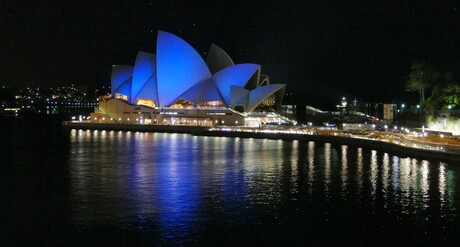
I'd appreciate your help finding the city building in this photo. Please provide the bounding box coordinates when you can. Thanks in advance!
[0,85,101,115]
[280,104,297,121]
[90,31,288,126]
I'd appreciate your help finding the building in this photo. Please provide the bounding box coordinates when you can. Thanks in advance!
[383,104,396,122]
[280,104,296,121]
[90,31,288,126]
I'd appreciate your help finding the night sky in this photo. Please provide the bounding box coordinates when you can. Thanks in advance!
[2,1,460,108]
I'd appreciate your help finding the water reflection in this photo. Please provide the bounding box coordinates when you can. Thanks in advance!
[340,145,348,198]
[307,141,315,196]
[68,131,458,244]
[290,141,299,195]
[421,160,430,207]
[357,148,363,193]
[439,162,456,214]
[324,143,331,199]
[370,150,378,196]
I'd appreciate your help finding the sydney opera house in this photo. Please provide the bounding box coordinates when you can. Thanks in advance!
[90,31,287,126]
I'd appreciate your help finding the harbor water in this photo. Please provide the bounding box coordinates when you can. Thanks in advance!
[1,116,459,245]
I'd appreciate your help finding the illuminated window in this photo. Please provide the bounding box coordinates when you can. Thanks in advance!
[170,99,193,109]
[136,98,156,108]
[102,94,113,100]
[198,100,223,108]
[260,95,275,107]
[115,93,128,101]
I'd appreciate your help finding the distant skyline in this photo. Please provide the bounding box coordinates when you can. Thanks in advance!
[2,1,459,109]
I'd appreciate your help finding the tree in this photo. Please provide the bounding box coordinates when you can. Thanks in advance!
[443,84,460,107]
[406,60,440,104]
[425,72,460,114]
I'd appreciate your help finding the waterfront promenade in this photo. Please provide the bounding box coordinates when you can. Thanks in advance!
[62,121,460,162]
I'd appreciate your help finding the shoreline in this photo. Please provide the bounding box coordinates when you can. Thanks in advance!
[62,121,460,162]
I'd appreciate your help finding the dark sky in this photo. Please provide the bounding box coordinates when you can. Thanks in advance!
[2,0,459,108]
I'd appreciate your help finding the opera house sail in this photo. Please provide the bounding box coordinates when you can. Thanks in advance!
[90,31,287,126]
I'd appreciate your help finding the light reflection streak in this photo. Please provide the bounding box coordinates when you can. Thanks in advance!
[356,148,363,193]
[439,163,446,206]
[307,141,315,195]
[437,161,455,219]
[290,141,299,195]
[399,158,411,205]
[324,143,331,199]
[420,160,430,208]
[369,150,378,197]
[444,164,455,212]
[291,140,299,165]
[391,156,400,194]
[409,159,417,208]
[381,153,390,208]
[276,140,283,175]
[340,145,348,198]
[234,137,240,161]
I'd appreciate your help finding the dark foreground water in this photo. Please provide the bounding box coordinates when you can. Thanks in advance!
[1,116,460,246]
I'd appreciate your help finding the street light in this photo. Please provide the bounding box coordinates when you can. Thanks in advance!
[417,71,424,128]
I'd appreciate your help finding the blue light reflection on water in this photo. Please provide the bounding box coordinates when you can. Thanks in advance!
[68,130,459,244]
